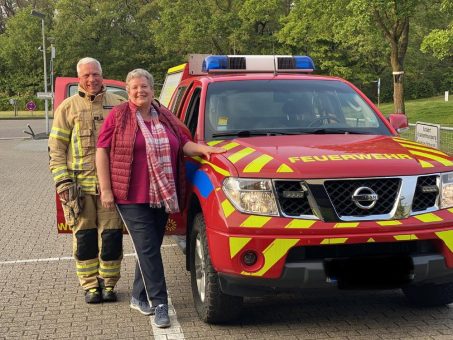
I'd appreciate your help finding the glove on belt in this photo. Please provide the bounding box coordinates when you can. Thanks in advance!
[57,182,84,227]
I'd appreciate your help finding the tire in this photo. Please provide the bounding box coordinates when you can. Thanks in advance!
[190,213,243,323]
[403,282,453,307]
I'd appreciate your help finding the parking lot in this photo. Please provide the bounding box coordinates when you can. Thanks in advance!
[1,119,453,340]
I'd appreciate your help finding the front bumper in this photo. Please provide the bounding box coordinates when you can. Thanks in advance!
[219,253,453,297]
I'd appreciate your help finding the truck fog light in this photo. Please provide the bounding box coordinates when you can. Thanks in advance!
[242,250,258,266]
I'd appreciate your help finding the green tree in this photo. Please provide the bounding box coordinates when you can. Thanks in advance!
[150,0,290,58]
[51,0,162,82]
[0,6,44,107]
[420,1,453,60]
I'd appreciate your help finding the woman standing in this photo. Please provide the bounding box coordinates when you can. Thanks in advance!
[96,69,224,328]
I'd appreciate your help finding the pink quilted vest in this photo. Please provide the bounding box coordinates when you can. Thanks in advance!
[109,101,188,209]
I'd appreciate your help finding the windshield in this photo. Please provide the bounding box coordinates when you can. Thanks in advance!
[204,79,391,139]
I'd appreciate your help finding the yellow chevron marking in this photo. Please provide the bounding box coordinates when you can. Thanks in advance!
[399,142,448,156]
[229,237,252,258]
[207,140,223,146]
[394,138,432,148]
[228,147,255,164]
[408,150,453,166]
[222,142,240,150]
[367,238,375,242]
[334,222,359,228]
[435,230,453,253]
[414,213,443,223]
[244,154,273,173]
[284,219,316,229]
[449,208,453,214]
[167,63,186,74]
[221,199,235,218]
[393,137,410,143]
[419,160,435,168]
[394,234,418,241]
[277,164,294,173]
[321,238,348,244]
[242,238,299,276]
[240,215,272,228]
[377,220,402,226]
[192,156,231,177]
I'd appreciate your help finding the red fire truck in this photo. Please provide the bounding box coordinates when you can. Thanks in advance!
[158,54,453,323]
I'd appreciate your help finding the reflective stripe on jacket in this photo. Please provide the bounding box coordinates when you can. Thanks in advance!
[49,86,126,194]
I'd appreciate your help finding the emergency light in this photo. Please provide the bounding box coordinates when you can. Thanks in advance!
[202,55,315,73]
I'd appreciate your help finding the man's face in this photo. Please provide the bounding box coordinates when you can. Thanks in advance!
[78,62,103,95]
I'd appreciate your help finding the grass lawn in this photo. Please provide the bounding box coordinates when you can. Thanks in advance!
[378,96,453,126]
[0,110,50,119]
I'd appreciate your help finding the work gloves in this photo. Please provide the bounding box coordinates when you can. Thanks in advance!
[57,182,84,227]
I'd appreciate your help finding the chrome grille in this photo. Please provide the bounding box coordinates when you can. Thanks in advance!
[412,175,438,212]
[324,178,401,217]
[274,181,312,216]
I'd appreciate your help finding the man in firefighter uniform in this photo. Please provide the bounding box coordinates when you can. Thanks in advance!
[48,57,125,303]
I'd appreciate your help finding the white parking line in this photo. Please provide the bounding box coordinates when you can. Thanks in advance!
[0,243,186,338]
[0,244,177,265]
[150,297,186,339]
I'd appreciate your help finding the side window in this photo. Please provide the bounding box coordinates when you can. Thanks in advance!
[184,88,201,137]
[106,86,127,99]
[68,84,127,99]
[170,86,187,117]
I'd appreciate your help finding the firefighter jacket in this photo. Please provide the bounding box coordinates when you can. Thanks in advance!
[49,85,126,195]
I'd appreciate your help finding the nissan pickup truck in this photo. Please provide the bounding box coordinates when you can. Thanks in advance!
[160,54,453,323]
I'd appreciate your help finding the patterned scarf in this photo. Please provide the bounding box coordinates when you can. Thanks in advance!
[136,109,179,213]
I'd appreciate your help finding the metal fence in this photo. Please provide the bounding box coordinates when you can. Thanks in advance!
[399,123,453,155]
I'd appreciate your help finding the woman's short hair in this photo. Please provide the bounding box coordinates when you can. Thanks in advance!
[126,69,154,90]
[77,57,102,76]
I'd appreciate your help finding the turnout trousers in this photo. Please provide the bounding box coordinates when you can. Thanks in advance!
[117,204,169,307]
[72,194,123,290]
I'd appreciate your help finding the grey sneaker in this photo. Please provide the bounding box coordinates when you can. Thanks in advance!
[153,304,170,328]
[130,296,155,316]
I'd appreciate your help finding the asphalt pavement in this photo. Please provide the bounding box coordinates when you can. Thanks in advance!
[1,119,453,340]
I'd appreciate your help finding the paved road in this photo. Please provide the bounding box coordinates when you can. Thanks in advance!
[1,120,453,339]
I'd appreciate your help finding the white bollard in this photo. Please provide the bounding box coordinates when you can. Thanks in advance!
[445,91,449,102]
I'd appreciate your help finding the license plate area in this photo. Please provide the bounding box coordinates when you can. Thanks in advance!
[324,255,414,289]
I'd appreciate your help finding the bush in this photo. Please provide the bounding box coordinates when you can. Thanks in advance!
[405,77,435,100]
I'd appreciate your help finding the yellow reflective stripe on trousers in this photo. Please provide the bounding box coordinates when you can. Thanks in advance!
[49,127,70,142]
[76,261,99,277]
[99,263,121,277]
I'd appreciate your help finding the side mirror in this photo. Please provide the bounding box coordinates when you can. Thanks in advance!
[388,113,409,133]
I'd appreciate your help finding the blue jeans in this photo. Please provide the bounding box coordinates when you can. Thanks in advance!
[117,204,168,307]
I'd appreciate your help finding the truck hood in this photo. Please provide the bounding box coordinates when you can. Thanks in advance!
[215,134,453,178]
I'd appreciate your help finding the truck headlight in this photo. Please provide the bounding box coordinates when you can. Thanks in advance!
[441,172,453,209]
[222,178,279,216]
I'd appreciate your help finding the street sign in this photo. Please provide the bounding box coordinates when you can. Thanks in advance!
[26,101,37,111]
[9,98,16,105]
[36,92,53,100]
[415,122,440,149]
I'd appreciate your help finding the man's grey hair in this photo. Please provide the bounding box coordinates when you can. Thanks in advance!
[76,57,102,76]
[126,68,154,90]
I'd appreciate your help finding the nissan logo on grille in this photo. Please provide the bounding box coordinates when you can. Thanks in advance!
[351,187,378,209]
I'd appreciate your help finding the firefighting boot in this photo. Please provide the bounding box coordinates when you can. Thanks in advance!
[102,286,117,302]
[85,288,102,304]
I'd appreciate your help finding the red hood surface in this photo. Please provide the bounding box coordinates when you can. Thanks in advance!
[213,135,453,178]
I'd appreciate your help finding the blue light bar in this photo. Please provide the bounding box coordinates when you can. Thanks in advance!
[201,55,316,73]
[202,55,228,72]
[293,56,315,71]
